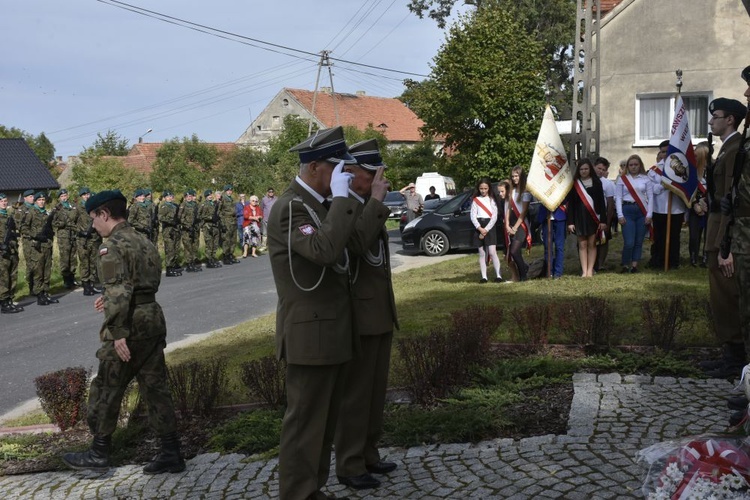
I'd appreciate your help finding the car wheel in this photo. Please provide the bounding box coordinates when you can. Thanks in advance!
[421,230,449,256]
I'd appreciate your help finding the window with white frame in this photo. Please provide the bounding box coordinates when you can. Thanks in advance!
[635,92,711,146]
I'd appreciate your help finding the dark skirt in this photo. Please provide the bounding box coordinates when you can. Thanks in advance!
[472,218,498,247]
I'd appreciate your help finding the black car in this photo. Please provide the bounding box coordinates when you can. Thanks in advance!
[400,190,540,256]
[383,191,406,219]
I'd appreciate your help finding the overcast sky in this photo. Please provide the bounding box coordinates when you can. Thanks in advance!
[2,1,467,160]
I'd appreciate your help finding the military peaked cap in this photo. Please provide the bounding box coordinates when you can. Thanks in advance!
[23,189,34,197]
[85,190,127,213]
[79,187,91,196]
[348,139,386,171]
[742,65,750,83]
[288,126,356,165]
[710,98,747,120]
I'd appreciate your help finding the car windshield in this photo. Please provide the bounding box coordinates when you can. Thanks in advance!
[435,192,470,214]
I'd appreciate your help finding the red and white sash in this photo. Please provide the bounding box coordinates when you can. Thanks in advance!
[621,175,648,216]
[575,180,605,243]
[509,191,532,251]
[473,197,494,218]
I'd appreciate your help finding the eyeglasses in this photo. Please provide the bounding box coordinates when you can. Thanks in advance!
[712,114,728,120]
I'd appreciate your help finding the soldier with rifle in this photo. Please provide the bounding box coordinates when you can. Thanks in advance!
[145,189,160,246]
[158,190,182,277]
[77,187,102,296]
[178,189,202,272]
[199,189,222,268]
[22,192,60,305]
[0,193,23,313]
[219,184,240,265]
[52,188,79,289]
[127,189,152,240]
[16,189,35,292]
[701,97,748,380]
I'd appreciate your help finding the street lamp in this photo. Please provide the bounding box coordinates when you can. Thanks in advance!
[138,128,153,143]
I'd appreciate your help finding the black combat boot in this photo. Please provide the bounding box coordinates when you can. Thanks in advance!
[62,274,74,289]
[62,435,111,471]
[83,281,96,296]
[1,299,21,314]
[143,432,186,474]
[44,292,59,304]
[192,260,202,272]
[90,282,103,294]
[184,262,195,272]
[37,293,50,306]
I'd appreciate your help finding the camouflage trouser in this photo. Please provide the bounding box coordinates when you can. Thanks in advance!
[202,225,220,261]
[162,227,181,268]
[87,336,177,437]
[77,237,99,282]
[0,252,18,300]
[30,241,52,295]
[181,230,198,264]
[22,238,33,285]
[736,253,750,359]
[221,219,236,259]
[57,234,77,278]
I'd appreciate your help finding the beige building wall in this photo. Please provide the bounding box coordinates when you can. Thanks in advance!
[598,0,749,172]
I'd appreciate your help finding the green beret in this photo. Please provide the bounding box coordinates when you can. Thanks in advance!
[23,189,34,197]
[223,184,233,191]
[0,193,6,200]
[203,189,212,197]
[742,65,750,83]
[185,189,196,196]
[34,192,46,201]
[84,190,127,213]
[144,188,152,195]
[163,190,174,197]
[133,188,144,198]
[58,188,68,196]
[78,187,91,196]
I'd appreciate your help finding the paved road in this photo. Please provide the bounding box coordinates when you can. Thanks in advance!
[0,230,448,417]
[0,374,735,498]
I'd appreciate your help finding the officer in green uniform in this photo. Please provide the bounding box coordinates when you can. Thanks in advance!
[268,126,359,500]
[178,189,202,272]
[199,189,222,268]
[77,187,103,296]
[219,185,239,265]
[158,190,182,277]
[128,189,152,239]
[23,192,59,305]
[703,97,748,378]
[0,193,23,313]
[334,139,399,490]
[52,188,79,289]
[16,189,35,292]
[62,190,184,474]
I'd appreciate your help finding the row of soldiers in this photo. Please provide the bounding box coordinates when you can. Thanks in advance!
[0,184,243,314]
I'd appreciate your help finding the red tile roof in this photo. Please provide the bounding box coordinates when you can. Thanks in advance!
[108,142,238,174]
[285,89,425,143]
[597,0,625,15]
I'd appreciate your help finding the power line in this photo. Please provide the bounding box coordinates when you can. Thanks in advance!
[97,0,429,78]
[331,0,383,53]
[325,0,373,50]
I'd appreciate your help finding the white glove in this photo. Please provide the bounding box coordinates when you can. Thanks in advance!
[330,160,354,198]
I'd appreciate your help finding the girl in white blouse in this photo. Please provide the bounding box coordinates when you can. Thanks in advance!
[471,177,503,283]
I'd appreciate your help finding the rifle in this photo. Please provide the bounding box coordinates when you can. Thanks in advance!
[35,205,59,243]
[719,109,750,259]
[190,202,200,241]
[1,215,17,256]
[212,197,224,247]
[151,202,160,242]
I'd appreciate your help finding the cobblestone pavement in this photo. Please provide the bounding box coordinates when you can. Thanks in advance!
[0,374,736,499]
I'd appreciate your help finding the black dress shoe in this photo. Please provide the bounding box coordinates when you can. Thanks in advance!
[728,395,749,411]
[366,461,397,474]
[730,410,746,427]
[337,473,380,490]
[479,278,488,284]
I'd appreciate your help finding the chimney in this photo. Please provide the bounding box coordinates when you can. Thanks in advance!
[56,156,62,162]
[138,137,143,143]
[356,90,366,96]
[321,87,332,94]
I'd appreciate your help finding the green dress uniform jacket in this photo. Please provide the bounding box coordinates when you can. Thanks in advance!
[334,196,399,477]
[267,179,360,500]
[707,132,743,350]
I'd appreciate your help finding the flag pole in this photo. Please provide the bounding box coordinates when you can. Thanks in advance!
[547,214,552,278]
[664,70,683,271]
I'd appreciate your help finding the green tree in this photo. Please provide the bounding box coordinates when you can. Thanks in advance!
[0,125,57,175]
[406,7,546,186]
[382,137,448,190]
[70,156,147,197]
[216,146,268,197]
[80,130,130,157]
[149,135,218,196]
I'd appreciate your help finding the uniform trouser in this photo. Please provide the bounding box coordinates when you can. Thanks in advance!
[202,226,220,260]
[706,250,743,347]
[334,332,393,476]
[541,220,566,277]
[735,253,750,359]
[181,231,198,263]
[57,235,77,277]
[162,228,180,268]
[87,336,177,437]
[279,362,347,500]
[30,242,52,295]
[688,212,706,262]
[0,253,18,300]
[221,222,236,258]
[77,238,98,282]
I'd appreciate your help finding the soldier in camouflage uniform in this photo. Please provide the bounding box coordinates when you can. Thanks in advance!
[158,190,182,277]
[62,190,184,474]
[178,189,202,272]
[219,185,240,265]
[199,189,222,268]
[52,188,79,289]
[145,189,160,246]
[77,187,103,296]
[16,189,35,292]
[0,193,23,313]
[127,189,152,239]
[23,192,59,306]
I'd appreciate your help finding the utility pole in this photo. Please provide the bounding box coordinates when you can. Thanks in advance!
[308,50,340,135]
[570,0,601,161]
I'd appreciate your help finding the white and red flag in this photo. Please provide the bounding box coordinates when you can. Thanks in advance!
[527,105,573,211]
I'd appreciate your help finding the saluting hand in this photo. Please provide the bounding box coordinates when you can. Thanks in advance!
[330,160,354,198]
[370,166,389,202]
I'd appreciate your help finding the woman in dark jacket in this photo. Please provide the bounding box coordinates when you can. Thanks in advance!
[567,158,607,277]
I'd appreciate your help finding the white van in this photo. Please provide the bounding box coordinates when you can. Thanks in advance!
[414,172,457,199]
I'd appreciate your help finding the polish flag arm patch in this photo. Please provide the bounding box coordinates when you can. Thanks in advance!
[99,247,108,256]
[298,224,316,235]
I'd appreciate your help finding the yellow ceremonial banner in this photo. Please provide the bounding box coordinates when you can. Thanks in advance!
[527,105,573,212]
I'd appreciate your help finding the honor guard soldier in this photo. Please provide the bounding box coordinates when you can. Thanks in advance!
[77,187,102,296]
[334,139,399,490]
[179,189,202,272]
[23,192,59,305]
[62,190,184,475]
[52,188,79,289]
[144,189,160,245]
[702,97,749,379]
[128,189,152,239]
[158,190,182,277]
[0,193,23,313]
[199,189,222,268]
[17,189,35,292]
[219,184,240,265]
[268,126,359,500]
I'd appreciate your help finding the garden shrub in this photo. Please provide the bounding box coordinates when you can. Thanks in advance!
[553,296,614,347]
[208,409,283,455]
[240,356,286,409]
[34,367,89,431]
[509,303,551,351]
[168,358,227,416]
[641,295,688,351]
